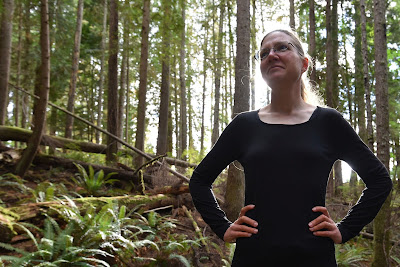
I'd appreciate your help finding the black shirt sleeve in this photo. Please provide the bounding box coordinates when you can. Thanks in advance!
[328,109,393,243]
[189,114,244,240]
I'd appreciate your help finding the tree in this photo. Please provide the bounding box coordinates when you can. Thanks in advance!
[106,0,119,163]
[372,0,392,265]
[211,0,225,146]
[134,0,150,166]
[96,0,108,144]
[289,0,295,30]
[179,0,187,164]
[0,0,15,125]
[156,0,171,156]
[360,0,374,151]
[308,0,316,84]
[64,0,84,139]
[15,0,50,177]
[224,0,250,221]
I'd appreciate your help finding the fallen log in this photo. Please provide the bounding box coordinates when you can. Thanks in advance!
[32,153,153,185]
[0,126,197,169]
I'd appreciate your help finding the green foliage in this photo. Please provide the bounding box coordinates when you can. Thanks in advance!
[335,238,372,267]
[32,181,70,202]
[72,163,118,196]
[0,216,113,267]
[0,173,32,194]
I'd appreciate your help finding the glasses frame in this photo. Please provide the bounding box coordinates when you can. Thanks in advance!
[254,42,303,61]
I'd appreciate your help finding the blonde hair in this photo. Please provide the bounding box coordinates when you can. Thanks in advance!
[260,29,323,106]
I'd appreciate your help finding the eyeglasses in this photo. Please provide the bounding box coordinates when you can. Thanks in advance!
[254,42,303,61]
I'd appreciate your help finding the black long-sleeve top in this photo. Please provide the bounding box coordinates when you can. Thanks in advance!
[189,107,392,266]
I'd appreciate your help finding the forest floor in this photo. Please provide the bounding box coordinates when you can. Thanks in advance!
[0,150,399,266]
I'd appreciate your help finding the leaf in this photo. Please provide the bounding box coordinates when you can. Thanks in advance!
[168,254,191,267]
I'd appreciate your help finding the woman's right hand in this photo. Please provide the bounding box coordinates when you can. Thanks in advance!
[223,204,258,243]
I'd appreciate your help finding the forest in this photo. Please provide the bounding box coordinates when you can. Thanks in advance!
[0,0,399,266]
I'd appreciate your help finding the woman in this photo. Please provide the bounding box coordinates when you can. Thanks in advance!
[189,29,392,266]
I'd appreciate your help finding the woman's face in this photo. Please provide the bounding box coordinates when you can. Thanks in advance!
[259,32,308,88]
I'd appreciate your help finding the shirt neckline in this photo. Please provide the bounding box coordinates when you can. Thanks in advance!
[256,106,320,126]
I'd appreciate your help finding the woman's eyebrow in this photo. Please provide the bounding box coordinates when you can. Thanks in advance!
[260,41,287,51]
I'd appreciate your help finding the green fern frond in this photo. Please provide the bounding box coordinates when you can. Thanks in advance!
[168,254,191,267]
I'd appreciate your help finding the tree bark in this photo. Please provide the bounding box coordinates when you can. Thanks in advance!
[289,0,295,30]
[21,0,32,129]
[14,0,50,177]
[309,0,316,85]
[106,0,119,163]
[354,3,367,143]
[0,0,15,125]
[224,0,250,221]
[96,0,108,144]
[179,0,187,167]
[156,0,171,156]
[250,0,256,111]
[65,0,84,139]
[372,0,392,266]
[211,0,225,146]
[360,0,374,151]
[134,0,150,167]
[118,15,128,149]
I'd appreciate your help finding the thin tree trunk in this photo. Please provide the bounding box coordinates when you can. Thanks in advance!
[360,0,374,151]
[134,0,150,166]
[211,0,225,146]
[106,0,119,163]
[224,0,250,221]
[15,0,50,177]
[372,0,392,265]
[21,0,32,129]
[65,0,84,139]
[118,16,128,149]
[250,0,256,111]
[354,3,367,143]
[179,0,187,166]
[200,26,208,156]
[0,0,15,125]
[156,0,171,156]
[96,0,108,144]
[289,0,295,30]
[309,0,317,86]
[14,1,23,132]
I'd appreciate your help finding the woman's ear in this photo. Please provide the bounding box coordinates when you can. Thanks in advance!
[302,57,309,73]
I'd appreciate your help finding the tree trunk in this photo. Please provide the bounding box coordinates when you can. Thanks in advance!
[224,0,250,221]
[96,0,108,144]
[118,16,128,149]
[354,3,367,143]
[21,1,32,130]
[156,0,171,156]
[15,0,50,177]
[0,0,15,125]
[106,0,119,163]
[179,0,187,167]
[200,21,209,156]
[309,0,316,85]
[211,0,225,146]
[360,0,374,151]
[372,0,392,266]
[134,0,150,167]
[13,1,23,133]
[289,0,295,30]
[64,0,83,139]
[250,0,256,111]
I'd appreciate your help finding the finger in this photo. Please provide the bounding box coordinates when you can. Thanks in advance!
[312,230,336,238]
[236,216,258,227]
[230,224,258,234]
[308,214,332,227]
[312,206,330,217]
[309,221,335,232]
[239,204,255,217]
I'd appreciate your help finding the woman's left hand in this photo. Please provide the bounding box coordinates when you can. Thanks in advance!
[308,206,342,244]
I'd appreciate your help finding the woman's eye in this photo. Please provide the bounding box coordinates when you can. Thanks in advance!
[277,44,289,52]
[260,52,267,59]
